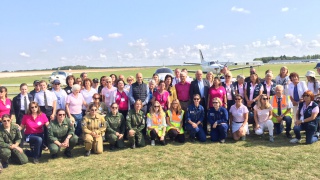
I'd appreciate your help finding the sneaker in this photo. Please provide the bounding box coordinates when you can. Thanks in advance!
[109,144,115,150]
[64,150,73,158]
[51,154,58,159]
[151,140,155,146]
[315,132,320,138]
[33,158,39,164]
[84,150,91,156]
[241,136,246,141]
[220,139,225,143]
[269,136,274,142]
[290,138,300,144]
[286,133,292,139]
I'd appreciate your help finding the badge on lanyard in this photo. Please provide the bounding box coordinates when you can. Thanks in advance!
[37,122,42,126]
[6,105,10,109]
[121,98,125,102]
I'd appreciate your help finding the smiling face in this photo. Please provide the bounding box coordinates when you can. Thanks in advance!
[20,85,28,95]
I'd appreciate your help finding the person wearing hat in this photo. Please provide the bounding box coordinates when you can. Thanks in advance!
[305,70,319,95]
[314,63,320,75]
[30,80,40,100]
[92,78,99,92]
[51,79,68,110]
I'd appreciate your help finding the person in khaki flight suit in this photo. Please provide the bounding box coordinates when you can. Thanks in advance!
[105,103,125,150]
[82,104,106,156]
[126,100,146,149]
[0,114,28,169]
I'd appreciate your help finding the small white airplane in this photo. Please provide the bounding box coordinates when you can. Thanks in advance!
[184,49,260,74]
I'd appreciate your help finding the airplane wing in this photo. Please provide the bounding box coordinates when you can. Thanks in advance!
[184,62,201,65]
[229,64,261,71]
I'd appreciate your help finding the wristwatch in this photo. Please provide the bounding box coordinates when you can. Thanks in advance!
[301,119,304,123]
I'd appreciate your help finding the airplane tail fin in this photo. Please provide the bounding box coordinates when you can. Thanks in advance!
[199,49,205,63]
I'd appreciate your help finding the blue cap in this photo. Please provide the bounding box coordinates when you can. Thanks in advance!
[53,79,60,84]
[314,63,320,69]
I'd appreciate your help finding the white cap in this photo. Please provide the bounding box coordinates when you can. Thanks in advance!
[305,70,316,77]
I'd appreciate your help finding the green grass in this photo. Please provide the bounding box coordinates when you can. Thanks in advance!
[2,132,320,179]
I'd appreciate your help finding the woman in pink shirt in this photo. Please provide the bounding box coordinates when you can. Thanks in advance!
[114,80,129,118]
[151,80,171,111]
[229,94,249,141]
[101,77,117,111]
[66,84,87,137]
[0,86,13,120]
[254,94,274,142]
[20,101,49,164]
[207,77,227,109]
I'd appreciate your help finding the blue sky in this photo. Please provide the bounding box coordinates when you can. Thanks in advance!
[1,1,320,71]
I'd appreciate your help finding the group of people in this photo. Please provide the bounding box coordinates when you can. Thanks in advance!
[1,64,320,170]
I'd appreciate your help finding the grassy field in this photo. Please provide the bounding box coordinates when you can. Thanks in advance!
[1,63,320,179]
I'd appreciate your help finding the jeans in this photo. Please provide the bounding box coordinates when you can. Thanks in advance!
[186,124,206,142]
[274,116,292,134]
[72,113,83,137]
[210,123,229,141]
[293,121,318,144]
[25,134,43,159]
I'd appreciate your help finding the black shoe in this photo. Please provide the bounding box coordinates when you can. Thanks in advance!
[109,144,115,150]
[286,133,292,139]
[64,150,73,158]
[33,158,39,164]
[189,137,195,142]
[85,150,91,156]
[1,161,8,168]
[51,154,58,159]
[130,144,136,149]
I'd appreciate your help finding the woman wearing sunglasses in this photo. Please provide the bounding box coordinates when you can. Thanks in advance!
[166,99,185,143]
[207,97,229,143]
[86,93,108,116]
[253,94,274,142]
[229,95,249,141]
[147,101,167,146]
[20,101,49,163]
[82,104,106,156]
[0,114,28,169]
[151,80,171,111]
[290,90,319,144]
[101,77,117,111]
[186,94,206,142]
[105,103,125,150]
[47,109,78,159]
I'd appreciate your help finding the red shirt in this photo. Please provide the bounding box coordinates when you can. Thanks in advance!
[115,90,129,111]
[21,113,48,134]
[208,86,226,107]
[0,98,12,118]
[153,90,170,110]
[175,82,191,101]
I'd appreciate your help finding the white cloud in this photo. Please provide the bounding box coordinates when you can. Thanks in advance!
[231,6,250,14]
[195,25,205,30]
[292,38,302,47]
[85,35,103,42]
[108,33,123,38]
[100,54,107,59]
[60,57,67,60]
[308,40,320,48]
[128,39,148,47]
[252,41,264,48]
[194,44,210,50]
[19,52,30,58]
[266,36,281,47]
[54,36,64,42]
[284,34,295,39]
[281,7,289,12]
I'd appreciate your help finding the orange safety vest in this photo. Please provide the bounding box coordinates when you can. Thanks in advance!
[270,95,292,123]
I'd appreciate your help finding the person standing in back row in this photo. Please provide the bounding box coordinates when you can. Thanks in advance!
[129,73,149,115]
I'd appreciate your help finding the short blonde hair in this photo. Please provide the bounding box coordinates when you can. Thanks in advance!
[212,97,222,107]
[257,94,271,109]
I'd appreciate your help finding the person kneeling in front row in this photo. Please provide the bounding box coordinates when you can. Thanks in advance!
[48,109,78,158]
[105,103,125,150]
[290,90,319,144]
[0,114,28,169]
[147,101,167,146]
[186,94,206,142]
[82,104,106,156]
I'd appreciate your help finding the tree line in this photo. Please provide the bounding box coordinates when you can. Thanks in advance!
[253,54,320,63]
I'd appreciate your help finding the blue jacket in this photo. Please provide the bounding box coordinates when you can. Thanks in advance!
[186,104,204,124]
[207,107,229,125]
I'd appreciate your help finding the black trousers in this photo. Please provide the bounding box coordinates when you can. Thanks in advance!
[150,129,166,145]
[167,129,185,143]
[39,106,53,147]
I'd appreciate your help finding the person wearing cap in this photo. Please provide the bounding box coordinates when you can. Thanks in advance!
[314,63,320,75]
[305,70,319,95]
[92,78,99,92]
[30,80,41,100]
[51,79,67,110]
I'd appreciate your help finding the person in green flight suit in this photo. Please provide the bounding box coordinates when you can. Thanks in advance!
[0,114,28,169]
[126,99,146,149]
[105,103,125,150]
[47,109,78,158]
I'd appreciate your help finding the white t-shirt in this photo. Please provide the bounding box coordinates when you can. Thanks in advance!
[307,81,319,95]
[80,88,97,109]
